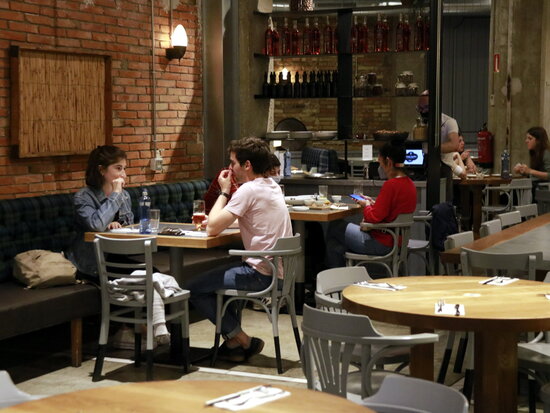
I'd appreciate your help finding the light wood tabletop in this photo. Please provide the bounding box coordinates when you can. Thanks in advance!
[342,275,550,413]
[2,380,373,413]
[440,212,550,267]
[288,204,362,222]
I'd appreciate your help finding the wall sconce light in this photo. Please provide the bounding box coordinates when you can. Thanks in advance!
[166,24,188,61]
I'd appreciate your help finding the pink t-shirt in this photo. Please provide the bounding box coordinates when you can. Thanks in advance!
[224,177,293,276]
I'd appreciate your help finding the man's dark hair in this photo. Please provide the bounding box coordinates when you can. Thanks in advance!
[228,137,271,175]
[86,145,127,189]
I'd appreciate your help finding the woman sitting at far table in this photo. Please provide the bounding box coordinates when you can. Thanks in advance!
[513,126,550,199]
[325,143,417,269]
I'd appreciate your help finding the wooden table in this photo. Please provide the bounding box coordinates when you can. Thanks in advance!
[85,222,241,285]
[440,212,550,270]
[454,176,511,237]
[3,380,372,413]
[342,275,550,413]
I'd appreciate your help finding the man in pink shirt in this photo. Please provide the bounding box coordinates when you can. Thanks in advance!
[187,137,292,362]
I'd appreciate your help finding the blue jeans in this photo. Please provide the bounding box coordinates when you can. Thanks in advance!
[325,220,392,268]
[185,262,273,339]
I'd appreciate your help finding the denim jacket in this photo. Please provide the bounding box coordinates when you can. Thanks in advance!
[65,186,133,277]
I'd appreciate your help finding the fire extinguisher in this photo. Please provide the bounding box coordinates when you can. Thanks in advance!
[477,123,494,168]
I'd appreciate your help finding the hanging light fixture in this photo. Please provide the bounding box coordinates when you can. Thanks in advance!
[166,24,188,61]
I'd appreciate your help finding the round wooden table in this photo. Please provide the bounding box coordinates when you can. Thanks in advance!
[342,276,550,413]
[3,380,372,413]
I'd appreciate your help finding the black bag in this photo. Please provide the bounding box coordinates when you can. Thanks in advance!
[430,202,458,252]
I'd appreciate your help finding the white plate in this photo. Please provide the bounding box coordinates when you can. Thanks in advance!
[285,195,315,205]
[491,173,501,177]
[292,206,310,211]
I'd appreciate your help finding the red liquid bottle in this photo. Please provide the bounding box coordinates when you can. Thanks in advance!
[374,14,383,52]
[395,13,404,52]
[271,21,280,56]
[302,17,311,55]
[382,15,389,52]
[356,15,366,53]
[334,23,339,54]
[403,14,411,51]
[323,16,334,54]
[291,20,301,55]
[311,17,321,55]
[350,15,358,53]
[264,17,273,56]
[281,17,291,55]
[423,14,430,50]
[414,12,424,51]
[362,16,369,53]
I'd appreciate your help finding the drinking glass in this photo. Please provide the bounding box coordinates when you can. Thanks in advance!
[353,185,363,195]
[192,200,206,231]
[318,185,328,199]
[150,209,160,233]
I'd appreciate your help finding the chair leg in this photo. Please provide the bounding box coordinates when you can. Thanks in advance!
[286,296,301,354]
[182,337,190,374]
[145,350,154,381]
[462,368,474,402]
[453,332,468,373]
[211,294,224,367]
[211,333,221,367]
[528,377,537,413]
[92,344,106,382]
[274,335,283,374]
[134,332,142,367]
[437,332,455,384]
[182,300,190,374]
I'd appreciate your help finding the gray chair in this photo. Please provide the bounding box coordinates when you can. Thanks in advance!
[315,266,372,312]
[345,213,415,277]
[514,203,539,221]
[0,370,44,409]
[479,218,502,237]
[211,234,302,374]
[93,235,190,381]
[481,178,532,222]
[496,210,521,229]
[443,231,474,275]
[300,304,439,399]
[408,211,434,275]
[362,374,469,413]
[460,247,541,281]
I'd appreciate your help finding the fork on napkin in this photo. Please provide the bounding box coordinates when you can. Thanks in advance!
[354,281,406,291]
[479,276,518,286]
[205,385,289,411]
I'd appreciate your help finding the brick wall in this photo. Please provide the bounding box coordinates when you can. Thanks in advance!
[0,0,202,198]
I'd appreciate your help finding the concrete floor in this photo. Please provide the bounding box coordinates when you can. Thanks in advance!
[0,308,540,412]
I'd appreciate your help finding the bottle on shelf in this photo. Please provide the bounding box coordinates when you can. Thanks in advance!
[269,71,276,98]
[324,71,332,97]
[139,189,151,234]
[301,70,309,98]
[396,13,405,52]
[276,71,284,98]
[331,70,338,97]
[323,16,334,54]
[262,71,269,97]
[280,17,291,55]
[311,17,321,55]
[291,19,301,55]
[403,14,411,51]
[414,12,424,51]
[501,148,511,179]
[316,71,324,97]
[382,15,389,52]
[350,15,359,53]
[374,14,384,52]
[423,14,430,50]
[308,70,316,97]
[361,16,369,53]
[271,21,280,56]
[293,71,301,98]
[356,15,366,53]
[264,16,273,56]
[302,17,311,55]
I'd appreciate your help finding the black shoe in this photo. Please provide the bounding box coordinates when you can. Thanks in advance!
[216,342,246,362]
[244,337,265,360]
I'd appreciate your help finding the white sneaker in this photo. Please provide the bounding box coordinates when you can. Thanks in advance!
[153,323,171,346]
[111,326,157,350]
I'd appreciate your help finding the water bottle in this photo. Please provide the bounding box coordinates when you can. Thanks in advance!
[139,189,151,234]
[501,149,510,179]
[283,150,292,177]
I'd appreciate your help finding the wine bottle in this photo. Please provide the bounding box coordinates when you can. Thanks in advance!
[396,13,404,52]
[269,71,276,98]
[361,16,369,53]
[403,14,411,51]
[350,15,358,53]
[382,15,389,52]
[276,71,284,98]
[262,71,269,97]
[414,12,424,51]
[293,71,301,98]
[291,19,301,55]
[281,17,291,55]
[264,17,273,56]
[374,14,383,52]
[323,16,334,54]
[271,21,280,56]
[356,16,366,53]
[423,14,430,50]
[324,70,331,97]
[308,70,316,97]
[331,70,338,97]
[302,17,311,55]
[316,71,324,97]
[311,17,320,55]
[301,71,309,98]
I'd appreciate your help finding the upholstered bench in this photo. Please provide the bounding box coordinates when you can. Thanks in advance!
[0,179,240,368]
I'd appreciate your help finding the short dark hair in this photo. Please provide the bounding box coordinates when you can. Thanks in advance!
[269,153,281,168]
[228,137,271,175]
[85,145,127,189]
[379,142,406,168]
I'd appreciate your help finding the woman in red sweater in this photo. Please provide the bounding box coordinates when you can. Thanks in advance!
[326,143,417,268]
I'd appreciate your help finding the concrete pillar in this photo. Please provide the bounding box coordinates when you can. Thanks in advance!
[488,0,544,170]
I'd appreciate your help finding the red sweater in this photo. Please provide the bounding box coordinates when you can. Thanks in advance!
[204,169,239,215]
[363,176,417,247]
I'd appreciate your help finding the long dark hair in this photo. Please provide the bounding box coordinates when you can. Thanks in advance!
[85,145,127,189]
[527,127,549,171]
[379,142,406,170]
